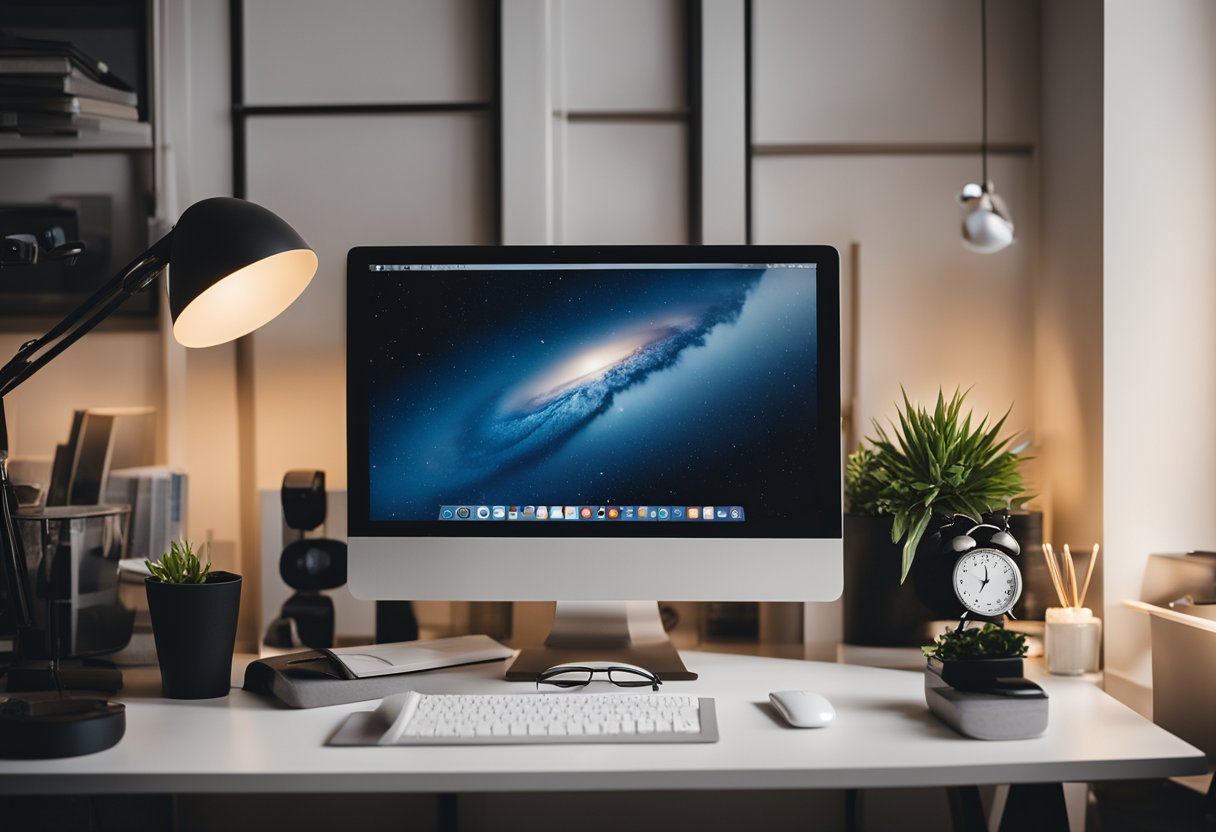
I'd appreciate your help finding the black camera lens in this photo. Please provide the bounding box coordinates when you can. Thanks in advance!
[300,546,331,575]
[456,506,471,519]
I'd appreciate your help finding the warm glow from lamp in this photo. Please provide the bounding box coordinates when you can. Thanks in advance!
[171,248,317,348]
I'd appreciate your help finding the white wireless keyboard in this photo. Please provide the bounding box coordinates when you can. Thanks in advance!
[372,692,719,745]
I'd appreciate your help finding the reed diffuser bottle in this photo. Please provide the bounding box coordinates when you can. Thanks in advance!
[1042,543,1102,675]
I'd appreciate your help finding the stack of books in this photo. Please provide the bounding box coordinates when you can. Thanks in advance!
[0,33,142,138]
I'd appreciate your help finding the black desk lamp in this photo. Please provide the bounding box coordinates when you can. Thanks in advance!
[0,197,317,758]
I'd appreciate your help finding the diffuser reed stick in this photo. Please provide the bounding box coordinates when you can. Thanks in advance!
[1078,544,1100,609]
[1043,543,1068,607]
[1042,543,1101,609]
[1064,544,1079,607]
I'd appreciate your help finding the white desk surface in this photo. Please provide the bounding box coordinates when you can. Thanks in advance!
[0,651,1205,795]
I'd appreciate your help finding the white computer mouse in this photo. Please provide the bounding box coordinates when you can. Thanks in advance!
[769,690,835,728]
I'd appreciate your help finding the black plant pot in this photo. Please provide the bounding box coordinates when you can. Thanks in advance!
[842,514,940,646]
[146,572,242,699]
[926,656,1025,691]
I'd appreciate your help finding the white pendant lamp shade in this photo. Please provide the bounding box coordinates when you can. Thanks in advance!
[959,183,1015,254]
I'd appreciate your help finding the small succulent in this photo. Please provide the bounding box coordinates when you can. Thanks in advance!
[922,623,1027,661]
[147,540,211,584]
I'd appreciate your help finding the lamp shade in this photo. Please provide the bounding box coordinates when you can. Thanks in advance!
[168,197,317,348]
[961,206,1015,254]
[957,183,1015,255]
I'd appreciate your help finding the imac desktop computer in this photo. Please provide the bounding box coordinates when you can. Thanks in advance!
[346,245,841,680]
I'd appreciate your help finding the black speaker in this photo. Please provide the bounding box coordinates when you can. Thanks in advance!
[264,471,347,650]
[281,470,326,532]
[279,538,346,591]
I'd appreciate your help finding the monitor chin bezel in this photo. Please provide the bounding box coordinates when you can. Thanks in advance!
[346,535,844,603]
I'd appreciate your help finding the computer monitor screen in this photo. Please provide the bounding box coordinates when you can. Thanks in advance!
[347,246,841,603]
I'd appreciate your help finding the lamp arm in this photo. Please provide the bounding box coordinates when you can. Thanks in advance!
[0,232,173,400]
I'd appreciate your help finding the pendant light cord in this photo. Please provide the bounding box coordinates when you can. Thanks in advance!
[981,0,989,187]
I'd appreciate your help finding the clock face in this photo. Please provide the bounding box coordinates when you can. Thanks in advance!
[952,547,1022,616]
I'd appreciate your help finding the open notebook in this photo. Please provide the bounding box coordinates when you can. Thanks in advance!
[323,635,515,679]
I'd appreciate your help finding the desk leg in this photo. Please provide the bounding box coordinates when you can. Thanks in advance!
[437,792,458,832]
[1206,774,1215,832]
[844,788,861,832]
[947,785,988,832]
[998,783,1069,832]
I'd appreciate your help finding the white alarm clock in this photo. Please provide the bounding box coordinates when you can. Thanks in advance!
[952,547,1022,617]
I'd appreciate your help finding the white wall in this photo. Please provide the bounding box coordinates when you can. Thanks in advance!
[243,0,490,105]
[752,0,1039,146]
[553,0,690,245]
[1103,0,1216,703]
[1036,0,1103,622]
[561,0,685,112]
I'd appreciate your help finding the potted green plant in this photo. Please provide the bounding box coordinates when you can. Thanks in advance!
[145,541,242,699]
[922,623,1028,690]
[843,388,1034,646]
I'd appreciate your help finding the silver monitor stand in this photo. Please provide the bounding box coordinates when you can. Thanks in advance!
[505,601,696,681]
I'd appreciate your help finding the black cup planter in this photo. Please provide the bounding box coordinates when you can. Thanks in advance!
[145,572,242,699]
[842,514,940,647]
[926,655,1025,689]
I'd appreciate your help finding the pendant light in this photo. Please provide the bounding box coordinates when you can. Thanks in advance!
[959,0,1014,254]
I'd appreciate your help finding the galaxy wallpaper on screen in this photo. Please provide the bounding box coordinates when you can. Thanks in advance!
[366,266,819,524]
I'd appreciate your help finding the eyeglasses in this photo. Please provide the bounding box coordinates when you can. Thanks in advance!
[536,664,662,692]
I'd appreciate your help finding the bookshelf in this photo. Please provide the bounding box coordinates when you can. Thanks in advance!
[0,0,161,329]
